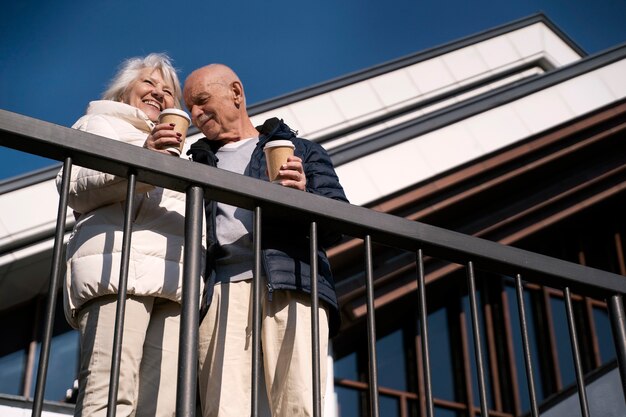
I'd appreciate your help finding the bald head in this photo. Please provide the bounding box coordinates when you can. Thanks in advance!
[187,64,240,87]
[183,63,257,143]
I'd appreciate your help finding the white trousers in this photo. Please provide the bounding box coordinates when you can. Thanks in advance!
[75,295,180,417]
[198,280,329,417]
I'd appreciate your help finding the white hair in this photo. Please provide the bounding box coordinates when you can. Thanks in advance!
[101,53,182,109]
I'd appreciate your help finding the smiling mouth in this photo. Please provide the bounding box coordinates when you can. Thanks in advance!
[143,100,162,111]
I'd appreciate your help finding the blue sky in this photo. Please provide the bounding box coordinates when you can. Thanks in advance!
[2,0,626,181]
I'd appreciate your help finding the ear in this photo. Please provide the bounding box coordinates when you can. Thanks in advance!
[231,81,243,108]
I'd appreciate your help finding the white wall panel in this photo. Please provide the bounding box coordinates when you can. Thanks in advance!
[475,35,522,71]
[541,26,582,65]
[288,95,346,136]
[0,404,72,416]
[334,162,381,205]
[511,89,574,134]
[406,58,457,96]
[355,140,435,204]
[0,180,60,244]
[330,81,384,120]
[597,59,626,98]
[0,220,9,245]
[416,125,484,175]
[441,45,491,83]
[507,24,544,60]
[465,106,532,153]
[556,72,617,116]
[369,69,421,108]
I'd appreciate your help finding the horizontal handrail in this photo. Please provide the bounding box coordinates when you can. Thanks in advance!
[1,108,625,299]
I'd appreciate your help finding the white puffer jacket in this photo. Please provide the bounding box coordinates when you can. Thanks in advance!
[57,100,203,328]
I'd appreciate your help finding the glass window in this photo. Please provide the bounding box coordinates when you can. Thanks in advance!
[462,292,493,408]
[505,285,545,412]
[335,351,359,381]
[379,394,400,417]
[335,386,360,417]
[31,329,79,402]
[550,296,576,388]
[434,406,461,417]
[0,349,26,395]
[429,307,455,400]
[376,329,407,391]
[593,307,616,364]
[0,298,36,397]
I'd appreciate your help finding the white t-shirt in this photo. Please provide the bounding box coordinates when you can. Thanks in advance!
[214,137,258,283]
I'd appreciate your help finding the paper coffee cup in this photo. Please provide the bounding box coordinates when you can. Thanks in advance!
[158,108,191,156]
[263,140,295,183]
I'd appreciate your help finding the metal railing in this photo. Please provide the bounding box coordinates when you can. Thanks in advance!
[1,108,626,417]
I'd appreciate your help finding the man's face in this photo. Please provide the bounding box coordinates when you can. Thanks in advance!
[184,74,238,141]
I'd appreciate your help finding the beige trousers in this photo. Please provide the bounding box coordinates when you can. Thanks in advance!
[75,295,180,417]
[198,280,329,417]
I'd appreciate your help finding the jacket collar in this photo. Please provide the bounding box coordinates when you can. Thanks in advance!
[85,100,156,133]
[189,117,297,158]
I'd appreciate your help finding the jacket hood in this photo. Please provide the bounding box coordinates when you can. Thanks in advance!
[256,117,297,142]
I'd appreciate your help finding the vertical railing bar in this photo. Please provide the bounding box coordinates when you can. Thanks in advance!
[459,309,476,416]
[31,157,72,417]
[514,274,539,417]
[364,235,380,417]
[251,206,262,417]
[416,249,434,417]
[564,286,590,417]
[607,294,626,403]
[175,185,203,417]
[106,172,137,417]
[466,261,489,417]
[310,222,322,417]
[498,279,522,414]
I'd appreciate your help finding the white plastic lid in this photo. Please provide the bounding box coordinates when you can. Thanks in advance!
[263,140,295,150]
[158,108,191,122]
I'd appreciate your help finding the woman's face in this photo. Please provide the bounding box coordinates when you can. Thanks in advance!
[122,68,176,122]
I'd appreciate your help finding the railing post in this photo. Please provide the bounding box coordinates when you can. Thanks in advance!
[608,294,626,402]
[106,172,137,417]
[310,222,322,417]
[364,235,380,417]
[514,274,539,417]
[563,287,590,417]
[416,249,434,417]
[176,185,203,417]
[466,261,489,417]
[31,157,72,417]
[251,206,263,417]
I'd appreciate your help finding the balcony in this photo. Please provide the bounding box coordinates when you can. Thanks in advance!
[1,106,625,417]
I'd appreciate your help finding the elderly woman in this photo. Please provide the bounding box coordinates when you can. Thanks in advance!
[56,53,201,417]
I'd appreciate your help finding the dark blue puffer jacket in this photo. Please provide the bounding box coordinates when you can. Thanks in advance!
[187,118,349,335]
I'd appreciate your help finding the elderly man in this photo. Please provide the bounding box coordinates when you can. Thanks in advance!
[184,64,348,417]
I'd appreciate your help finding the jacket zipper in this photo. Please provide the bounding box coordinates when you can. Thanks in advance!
[261,253,273,302]
[266,282,273,302]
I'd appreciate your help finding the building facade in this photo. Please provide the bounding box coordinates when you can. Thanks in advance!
[1,13,625,416]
